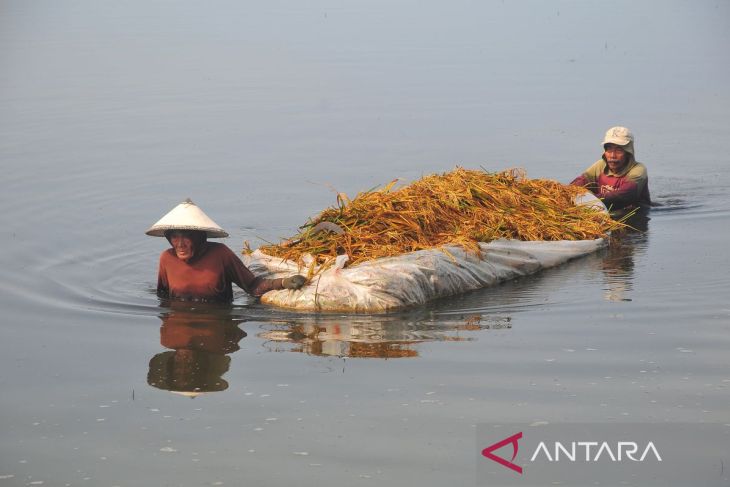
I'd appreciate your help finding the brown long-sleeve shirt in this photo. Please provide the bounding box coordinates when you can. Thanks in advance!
[157,242,282,302]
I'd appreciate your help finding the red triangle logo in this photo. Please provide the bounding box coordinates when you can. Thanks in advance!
[481,431,523,474]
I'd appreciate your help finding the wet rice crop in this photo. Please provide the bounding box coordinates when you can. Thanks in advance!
[250,168,623,269]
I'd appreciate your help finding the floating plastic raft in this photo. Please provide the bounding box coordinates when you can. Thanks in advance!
[244,236,605,312]
[243,191,609,312]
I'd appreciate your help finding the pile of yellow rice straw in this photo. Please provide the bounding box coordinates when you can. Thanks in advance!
[252,167,621,269]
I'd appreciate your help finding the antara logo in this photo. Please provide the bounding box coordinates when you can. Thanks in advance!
[481,432,523,474]
[530,441,662,462]
[482,432,662,474]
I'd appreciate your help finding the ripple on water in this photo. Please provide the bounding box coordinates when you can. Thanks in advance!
[1,237,164,318]
[650,175,729,220]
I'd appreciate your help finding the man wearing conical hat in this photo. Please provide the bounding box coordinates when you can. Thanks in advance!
[571,126,651,216]
[146,199,306,302]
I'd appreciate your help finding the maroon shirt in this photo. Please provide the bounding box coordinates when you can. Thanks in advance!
[571,158,651,212]
[157,242,282,302]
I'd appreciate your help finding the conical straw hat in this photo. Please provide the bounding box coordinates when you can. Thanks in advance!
[145,198,229,238]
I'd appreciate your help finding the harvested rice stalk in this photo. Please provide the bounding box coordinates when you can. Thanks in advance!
[250,167,623,268]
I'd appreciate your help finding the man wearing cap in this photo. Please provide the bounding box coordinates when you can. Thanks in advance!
[571,126,651,215]
[146,199,306,303]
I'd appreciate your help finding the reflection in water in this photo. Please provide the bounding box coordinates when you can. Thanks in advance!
[259,315,511,358]
[147,303,247,396]
[144,216,648,369]
[601,213,649,302]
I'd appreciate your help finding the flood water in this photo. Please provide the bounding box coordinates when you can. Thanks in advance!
[1,1,729,486]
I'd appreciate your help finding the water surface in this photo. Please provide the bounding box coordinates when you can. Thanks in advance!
[1,1,729,486]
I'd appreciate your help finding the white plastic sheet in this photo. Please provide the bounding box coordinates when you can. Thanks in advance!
[243,193,609,312]
[243,238,604,312]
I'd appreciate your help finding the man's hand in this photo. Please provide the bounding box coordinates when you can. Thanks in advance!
[282,275,307,290]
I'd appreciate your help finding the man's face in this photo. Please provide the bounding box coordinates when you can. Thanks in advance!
[603,143,629,173]
[169,231,195,262]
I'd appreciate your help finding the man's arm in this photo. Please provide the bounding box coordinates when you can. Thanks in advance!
[156,252,170,298]
[224,247,284,297]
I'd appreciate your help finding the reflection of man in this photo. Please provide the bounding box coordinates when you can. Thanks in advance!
[147,306,246,396]
[571,126,651,215]
[600,230,648,302]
